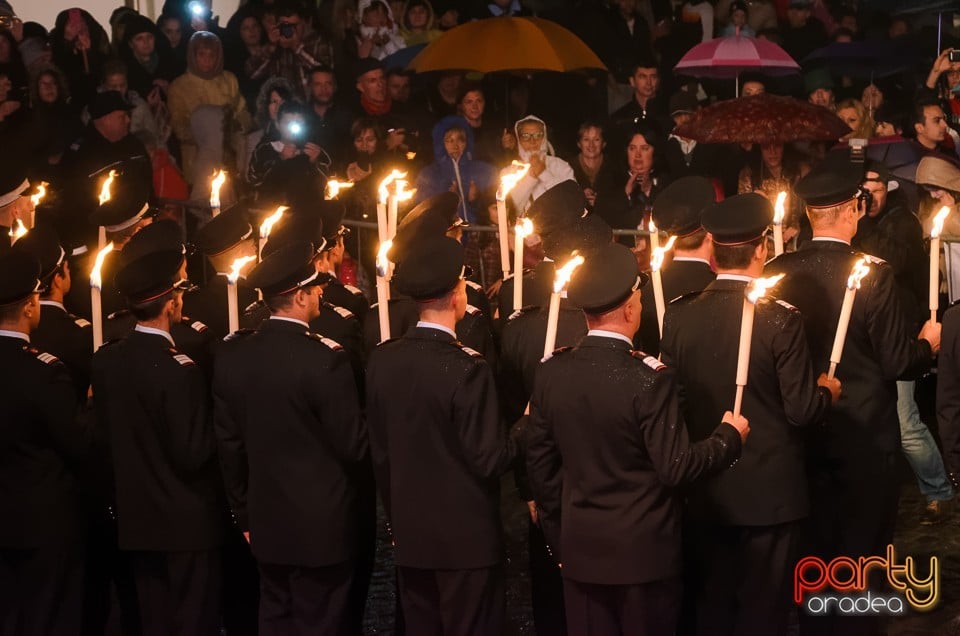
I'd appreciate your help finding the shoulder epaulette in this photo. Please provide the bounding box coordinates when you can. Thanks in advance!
[775,299,798,312]
[450,340,484,358]
[73,316,91,328]
[224,328,255,342]
[669,291,702,304]
[306,332,343,350]
[540,345,573,362]
[343,284,363,296]
[166,348,195,366]
[465,304,482,317]
[375,337,401,348]
[182,317,209,333]
[26,346,62,366]
[243,300,265,315]
[862,253,887,266]
[325,303,356,320]
[465,280,483,292]
[370,302,379,309]
[631,350,666,371]
[107,309,131,320]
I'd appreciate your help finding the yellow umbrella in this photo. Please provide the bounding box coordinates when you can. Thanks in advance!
[409,17,606,74]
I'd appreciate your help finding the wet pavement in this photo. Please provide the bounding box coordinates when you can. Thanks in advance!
[361,473,960,635]
[360,379,960,635]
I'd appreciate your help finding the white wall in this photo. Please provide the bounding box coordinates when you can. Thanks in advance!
[17,0,240,35]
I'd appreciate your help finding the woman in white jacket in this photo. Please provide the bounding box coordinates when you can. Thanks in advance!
[502,115,575,214]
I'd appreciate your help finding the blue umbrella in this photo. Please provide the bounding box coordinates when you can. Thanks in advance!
[383,44,427,71]
[801,41,919,78]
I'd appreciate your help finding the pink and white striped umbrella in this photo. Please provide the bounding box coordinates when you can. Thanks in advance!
[674,34,800,79]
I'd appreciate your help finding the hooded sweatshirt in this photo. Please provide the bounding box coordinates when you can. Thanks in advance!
[415,115,497,224]
[167,31,251,146]
[357,0,406,60]
[400,0,443,46]
[503,115,575,213]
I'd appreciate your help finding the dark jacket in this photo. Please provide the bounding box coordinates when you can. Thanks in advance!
[366,326,518,569]
[637,257,715,355]
[91,328,223,551]
[661,278,832,526]
[526,335,742,584]
[765,240,934,458]
[937,303,960,476]
[33,300,94,402]
[213,317,366,567]
[0,334,89,547]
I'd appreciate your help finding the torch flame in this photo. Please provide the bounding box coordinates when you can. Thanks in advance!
[516,217,534,239]
[227,255,256,284]
[376,240,393,278]
[497,161,531,201]
[932,206,951,238]
[746,274,785,305]
[30,182,47,208]
[98,170,118,206]
[210,169,226,208]
[394,179,416,203]
[774,191,787,224]
[378,169,406,205]
[90,242,115,289]
[846,257,871,291]
[746,273,785,304]
[259,206,287,239]
[651,235,677,272]
[648,218,657,234]
[406,152,417,161]
[325,179,354,199]
[8,218,26,242]
[553,254,585,294]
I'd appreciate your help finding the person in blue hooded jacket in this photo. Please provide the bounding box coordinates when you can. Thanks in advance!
[415,115,497,225]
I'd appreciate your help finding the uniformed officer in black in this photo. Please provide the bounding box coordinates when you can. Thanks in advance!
[313,198,371,322]
[91,250,223,636]
[214,241,367,635]
[66,173,154,321]
[0,249,91,635]
[525,242,748,636]
[939,302,960,486]
[366,236,522,635]
[14,225,93,402]
[497,180,588,322]
[185,204,259,341]
[252,209,367,384]
[101,219,220,377]
[0,163,33,251]
[637,176,717,355]
[660,193,840,636]
[364,194,497,363]
[765,159,940,636]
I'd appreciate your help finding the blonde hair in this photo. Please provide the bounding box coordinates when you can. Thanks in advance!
[836,98,875,139]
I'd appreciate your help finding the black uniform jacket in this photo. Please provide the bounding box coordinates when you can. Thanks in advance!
[661,278,831,526]
[213,317,366,567]
[526,335,742,585]
[0,335,89,547]
[34,300,94,401]
[765,239,934,458]
[181,274,259,342]
[366,326,518,570]
[637,256,715,355]
[938,303,960,474]
[91,329,223,551]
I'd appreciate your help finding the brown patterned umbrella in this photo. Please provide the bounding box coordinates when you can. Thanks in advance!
[674,93,851,145]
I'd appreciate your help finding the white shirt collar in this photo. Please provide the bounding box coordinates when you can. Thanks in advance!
[417,320,457,339]
[39,300,66,311]
[716,273,753,282]
[134,324,175,346]
[672,256,711,266]
[812,237,851,246]
[587,329,634,347]
[269,316,310,329]
[0,329,29,343]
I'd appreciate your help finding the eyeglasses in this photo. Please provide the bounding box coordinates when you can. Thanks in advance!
[519,132,544,141]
